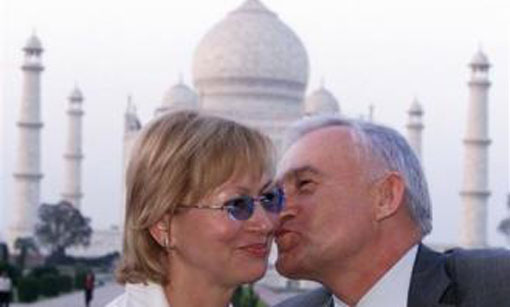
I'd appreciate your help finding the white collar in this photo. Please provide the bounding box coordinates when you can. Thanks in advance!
[333,244,418,307]
[116,282,234,307]
[124,282,170,307]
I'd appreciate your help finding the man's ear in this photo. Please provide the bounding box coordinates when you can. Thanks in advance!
[373,172,405,221]
[149,214,171,248]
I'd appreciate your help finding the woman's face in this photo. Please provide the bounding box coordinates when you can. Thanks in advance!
[168,172,278,287]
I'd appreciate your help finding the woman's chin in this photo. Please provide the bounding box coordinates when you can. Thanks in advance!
[234,262,268,284]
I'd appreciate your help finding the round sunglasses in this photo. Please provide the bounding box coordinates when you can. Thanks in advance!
[177,187,285,221]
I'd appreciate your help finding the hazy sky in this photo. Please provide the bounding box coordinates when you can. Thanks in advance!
[1,0,509,246]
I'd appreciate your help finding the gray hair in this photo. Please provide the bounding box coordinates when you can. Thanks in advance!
[283,115,432,236]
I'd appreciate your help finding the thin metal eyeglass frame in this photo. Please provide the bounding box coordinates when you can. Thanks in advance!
[176,188,285,220]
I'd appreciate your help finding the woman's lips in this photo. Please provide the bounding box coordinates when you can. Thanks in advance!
[240,243,269,258]
[275,229,300,252]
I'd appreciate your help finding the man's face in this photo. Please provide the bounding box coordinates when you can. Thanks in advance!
[275,126,377,280]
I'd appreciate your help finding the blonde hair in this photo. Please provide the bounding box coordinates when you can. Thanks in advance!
[116,110,275,285]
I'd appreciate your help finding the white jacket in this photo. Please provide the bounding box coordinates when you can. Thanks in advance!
[106,282,169,307]
[106,282,234,307]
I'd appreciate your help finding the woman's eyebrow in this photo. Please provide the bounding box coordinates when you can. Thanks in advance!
[259,180,273,193]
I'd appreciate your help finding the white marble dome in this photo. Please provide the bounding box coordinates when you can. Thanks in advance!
[304,86,340,115]
[155,81,199,116]
[192,0,309,98]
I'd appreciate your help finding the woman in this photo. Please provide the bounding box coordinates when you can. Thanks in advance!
[107,110,284,307]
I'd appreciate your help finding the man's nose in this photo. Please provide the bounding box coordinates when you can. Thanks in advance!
[278,191,297,222]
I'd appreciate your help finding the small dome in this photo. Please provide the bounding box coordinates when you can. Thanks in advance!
[193,0,309,93]
[69,87,83,101]
[23,34,43,52]
[470,50,490,67]
[161,82,199,110]
[408,98,423,115]
[304,86,340,115]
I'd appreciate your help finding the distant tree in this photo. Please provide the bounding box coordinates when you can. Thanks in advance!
[14,237,39,272]
[498,194,510,245]
[0,242,8,263]
[35,200,92,261]
[498,218,510,243]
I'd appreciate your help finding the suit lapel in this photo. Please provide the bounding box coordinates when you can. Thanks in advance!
[312,287,334,307]
[407,244,456,307]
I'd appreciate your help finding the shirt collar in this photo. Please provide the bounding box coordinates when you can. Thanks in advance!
[333,244,418,307]
[125,282,170,307]
[124,282,234,307]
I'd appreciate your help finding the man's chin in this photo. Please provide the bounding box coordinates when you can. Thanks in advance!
[275,254,306,280]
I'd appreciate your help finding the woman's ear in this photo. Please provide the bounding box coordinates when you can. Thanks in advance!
[373,172,405,221]
[149,214,172,249]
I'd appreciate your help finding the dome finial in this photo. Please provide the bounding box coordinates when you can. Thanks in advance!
[178,72,184,84]
[126,94,133,112]
[320,77,325,89]
[368,104,375,122]
[234,0,272,14]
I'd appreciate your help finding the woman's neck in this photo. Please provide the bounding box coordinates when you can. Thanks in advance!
[164,265,235,307]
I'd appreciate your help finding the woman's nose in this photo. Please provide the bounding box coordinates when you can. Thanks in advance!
[247,204,276,234]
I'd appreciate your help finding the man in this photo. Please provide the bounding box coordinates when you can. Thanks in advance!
[274,116,510,307]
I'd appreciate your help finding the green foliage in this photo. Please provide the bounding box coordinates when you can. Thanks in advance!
[0,243,9,262]
[14,237,39,272]
[17,266,74,301]
[74,267,88,289]
[231,285,267,307]
[29,265,59,278]
[35,200,92,260]
[499,218,510,237]
[498,194,510,245]
[39,275,60,297]
[17,276,40,302]
[57,275,73,293]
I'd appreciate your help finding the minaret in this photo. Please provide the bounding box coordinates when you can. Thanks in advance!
[61,86,84,209]
[9,34,44,246]
[461,49,491,247]
[406,97,424,160]
[121,96,141,229]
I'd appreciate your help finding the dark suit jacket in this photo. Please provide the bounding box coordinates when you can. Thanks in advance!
[273,244,510,307]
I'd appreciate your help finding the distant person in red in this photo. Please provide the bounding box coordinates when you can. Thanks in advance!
[84,271,95,307]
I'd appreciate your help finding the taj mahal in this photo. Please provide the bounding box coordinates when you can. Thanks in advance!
[3,0,499,290]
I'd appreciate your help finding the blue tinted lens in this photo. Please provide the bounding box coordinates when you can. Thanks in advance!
[260,188,284,213]
[225,196,254,221]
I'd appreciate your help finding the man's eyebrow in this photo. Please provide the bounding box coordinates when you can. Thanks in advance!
[280,165,322,182]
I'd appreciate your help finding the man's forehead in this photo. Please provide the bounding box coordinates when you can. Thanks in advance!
[293,126,356,150]
[276,165,321,182]
[277,126,356,180]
